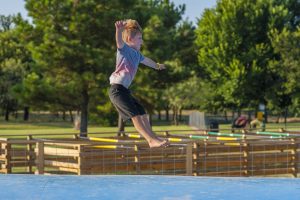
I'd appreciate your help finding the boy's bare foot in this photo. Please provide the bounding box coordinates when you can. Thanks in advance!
[149,139,170,148]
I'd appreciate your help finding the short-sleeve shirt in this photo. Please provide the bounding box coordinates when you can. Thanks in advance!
[109,43,145,88]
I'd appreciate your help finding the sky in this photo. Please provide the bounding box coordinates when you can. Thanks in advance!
[0,0,217,25]
[172,0,217,24]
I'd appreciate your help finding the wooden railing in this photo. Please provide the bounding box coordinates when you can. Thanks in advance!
[192,138,299,177]
[0,129,299,177]
[33,140,190,175]
[0,137,35,174]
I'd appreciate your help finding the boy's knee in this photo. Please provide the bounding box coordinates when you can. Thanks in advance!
[131,115,142,122]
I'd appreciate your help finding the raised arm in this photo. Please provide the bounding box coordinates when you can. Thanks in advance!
[141,57,166,70]
[115,20,126,49]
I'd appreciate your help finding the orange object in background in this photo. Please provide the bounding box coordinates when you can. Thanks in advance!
[257,112,263,121]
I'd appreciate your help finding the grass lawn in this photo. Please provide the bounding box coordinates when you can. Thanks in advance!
[0,120,299,139]
[0,121,193,138]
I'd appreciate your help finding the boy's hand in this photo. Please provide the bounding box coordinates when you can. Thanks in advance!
[157,63,166,70]
[115,20,127,32]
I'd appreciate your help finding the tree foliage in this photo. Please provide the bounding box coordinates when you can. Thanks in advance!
[195,0,300,114]
[2,0,300,127]
[0,15,28,120]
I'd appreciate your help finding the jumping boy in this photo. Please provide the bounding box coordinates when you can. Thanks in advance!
[109,19,169,148]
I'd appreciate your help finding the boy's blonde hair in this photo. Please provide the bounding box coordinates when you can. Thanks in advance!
[123,19,142,42]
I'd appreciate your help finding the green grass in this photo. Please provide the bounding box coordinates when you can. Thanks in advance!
[0,120,299,139]
[0,120,193,138]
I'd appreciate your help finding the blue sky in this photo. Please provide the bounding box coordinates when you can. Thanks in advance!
[0,0,217,25]
[172,0,217,24]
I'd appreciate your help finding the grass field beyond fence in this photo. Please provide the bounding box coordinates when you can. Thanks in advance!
[0,121,193,137]
[0,120,299,138]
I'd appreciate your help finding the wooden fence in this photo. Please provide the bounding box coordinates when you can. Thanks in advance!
[192,138,299,177]
[0,136,35,174]
[0,130,299,177]
[34,139,190,175]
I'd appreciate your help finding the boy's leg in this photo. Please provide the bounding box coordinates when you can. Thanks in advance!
[140,114,169,145]
[140,114,167,139]
[131,115,168,148]
[141,114,152,131]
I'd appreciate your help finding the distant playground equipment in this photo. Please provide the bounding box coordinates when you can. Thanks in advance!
[0,128,299,177]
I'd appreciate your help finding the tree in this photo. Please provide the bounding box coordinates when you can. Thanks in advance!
[163,76,211,125]
[195,0,300,114]
[24,0,140,135]
[0,15,25,121]
[134,1,198,122]
[269,27,300,121]
[21,0,188,133]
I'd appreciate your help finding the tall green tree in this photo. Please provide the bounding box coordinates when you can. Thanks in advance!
[195,0,300,114]
[268,27,300,120]
[21,0,187,132]
[24,0,138,135]
[134,1,198,122]
[0,15,26,121]
[163,76,210,125]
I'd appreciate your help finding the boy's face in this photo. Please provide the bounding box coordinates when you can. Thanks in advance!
[128,32,143,51]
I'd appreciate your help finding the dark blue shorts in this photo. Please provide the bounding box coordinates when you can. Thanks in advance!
[108,84,146,121]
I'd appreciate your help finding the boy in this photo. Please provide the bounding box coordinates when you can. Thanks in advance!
[109,19,169,148]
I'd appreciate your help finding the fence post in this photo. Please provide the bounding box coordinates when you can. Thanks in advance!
[243,141,249,177]
[27,135,33,173]
[77,145,85,175]
[73,134,79,140]
[292,138,298,178]
[164,131,169,137]
[134,145,141,174]
[35,142,44,174]
[0,142,1,173]
[186,142,193,176]
[3,142,12,174]
[193,142,199,176]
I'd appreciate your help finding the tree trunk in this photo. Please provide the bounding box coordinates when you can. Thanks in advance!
[14,111,18,119]
[117,114,125,136]
[173,107,178,126]
[166,107,169,121]
[62,111,66,121]
[238,109,241,116]
[276,114,280,123]
[248,110,252,122]
[172,107,175,122]
[5,107,9,121]
[231,110,235,122]
[224,111,228,122]
[23,107,30,121]
[179,109,182,121]
[69,110,74,122]
[158,110,161,120]
[80,89,89,137]
[284,107,288,126]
